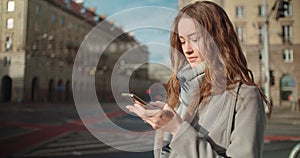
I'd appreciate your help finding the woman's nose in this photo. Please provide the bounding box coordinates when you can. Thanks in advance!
[182,42,193,55]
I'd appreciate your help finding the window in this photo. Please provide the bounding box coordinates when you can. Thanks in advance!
[93,16,99,21]
[259,49,263,62]
[284,2,292,17]
[236,26,244,42]
[3,56,11,66]
[258,5,265,17]
[74,25,78,32]
[109,43,117,53]
[60,16,65,26]
[236,6,244,18]
[258,25,263,44]
[68,21,72,29]
[58,31,65,50]
[52,13,57,22]
[6,36,13,51]
[34,21,40,32]
[7,18,14,29]
[283,48,293,63]
[7,1,15,12]
[35,5,41,14]
[80,8,86,15]
[81,28,85,35]
[282,25,292,43]
[280,75,294,101]
[32,41,38,51]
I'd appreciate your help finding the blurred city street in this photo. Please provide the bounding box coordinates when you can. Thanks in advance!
[0,0,299,157]
[0,102,299,158]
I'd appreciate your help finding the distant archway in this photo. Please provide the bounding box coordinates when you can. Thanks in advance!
[280,75,295,102]
[65,80,71,102]
[57,79,64,102]
[48,79,55,102]
[1,76,12,102]
[31,77,39,102]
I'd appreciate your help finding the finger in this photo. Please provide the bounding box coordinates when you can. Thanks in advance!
[126,105,134,112]
[132,103,162,117]
[142,119,147,123]
[126,105,146,118]
[149,101,166,108]
[162,104,176,114]
[133,99,145,107]
[133,103,146,110]
[133,103,153,117]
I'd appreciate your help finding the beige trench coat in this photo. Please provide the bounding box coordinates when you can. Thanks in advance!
[154,84,266,158]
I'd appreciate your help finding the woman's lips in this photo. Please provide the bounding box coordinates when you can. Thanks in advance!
[188,57,198,62]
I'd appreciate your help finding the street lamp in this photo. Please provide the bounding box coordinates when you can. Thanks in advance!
[263,0,290,111]
[262,0,289,113]
[263,0,271,113]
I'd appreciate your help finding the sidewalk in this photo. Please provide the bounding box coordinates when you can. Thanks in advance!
[265,105,300,141]
[269,105,300,125]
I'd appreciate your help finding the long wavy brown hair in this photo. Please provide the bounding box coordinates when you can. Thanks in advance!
[167,1,269,115]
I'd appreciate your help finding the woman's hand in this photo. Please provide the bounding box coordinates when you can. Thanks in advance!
[126,101,183,135]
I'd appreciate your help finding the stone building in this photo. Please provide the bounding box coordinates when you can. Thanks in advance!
[178,0,300,108]
[0,0,149,103]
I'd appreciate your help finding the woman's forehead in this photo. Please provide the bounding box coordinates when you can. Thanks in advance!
[178,17,197,37]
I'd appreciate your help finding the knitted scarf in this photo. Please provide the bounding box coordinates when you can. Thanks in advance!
[155,62,206,158]
[176,62,206,117]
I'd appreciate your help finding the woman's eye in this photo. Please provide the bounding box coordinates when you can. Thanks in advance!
[180,41,185,44]
[191,37,199,42]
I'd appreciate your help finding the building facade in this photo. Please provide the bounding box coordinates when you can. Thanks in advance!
[0,0,149,103]
[179,0,300,107]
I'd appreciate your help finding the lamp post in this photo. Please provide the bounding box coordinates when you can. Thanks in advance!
[263,0,271,112]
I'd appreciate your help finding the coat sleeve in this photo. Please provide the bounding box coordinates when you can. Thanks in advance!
[226,87,266,157]
[169,87,266,158]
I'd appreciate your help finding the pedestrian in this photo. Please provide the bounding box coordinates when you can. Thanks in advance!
[126,1,269,158]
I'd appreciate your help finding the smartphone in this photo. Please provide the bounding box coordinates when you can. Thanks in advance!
[121,93,148,107]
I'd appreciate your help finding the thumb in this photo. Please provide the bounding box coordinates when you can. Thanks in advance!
[162,104,177,118]
[162,103,173,111]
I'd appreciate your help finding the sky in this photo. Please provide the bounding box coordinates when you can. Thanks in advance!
[80,0,179,64]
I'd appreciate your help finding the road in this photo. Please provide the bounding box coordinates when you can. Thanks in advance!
[0,102,299,158]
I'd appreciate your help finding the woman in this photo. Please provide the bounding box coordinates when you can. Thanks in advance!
[126,1,268,158]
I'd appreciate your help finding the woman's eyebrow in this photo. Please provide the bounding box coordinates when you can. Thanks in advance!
[179,32,198,38]
[187,32,197,37]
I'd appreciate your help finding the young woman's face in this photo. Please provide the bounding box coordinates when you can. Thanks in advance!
[178,17,203,68]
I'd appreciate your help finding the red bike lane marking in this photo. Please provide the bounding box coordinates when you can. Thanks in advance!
[264,135,300,142]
